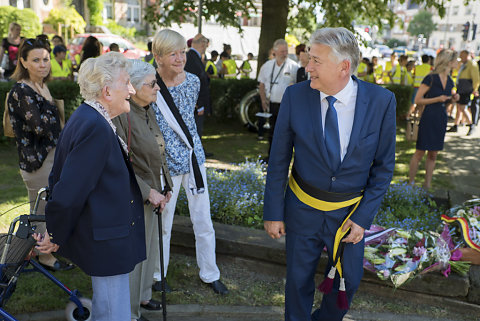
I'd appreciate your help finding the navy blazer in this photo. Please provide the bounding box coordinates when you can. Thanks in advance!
[185,49,211,114]
[46,104,146,277]
[263,77,396,235]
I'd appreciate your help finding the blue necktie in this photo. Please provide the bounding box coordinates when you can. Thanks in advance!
[324,96,341,171]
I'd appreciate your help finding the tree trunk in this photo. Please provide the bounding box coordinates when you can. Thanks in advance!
[256,0,289,77]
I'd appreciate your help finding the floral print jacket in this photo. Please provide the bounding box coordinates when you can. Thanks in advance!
[7,82,61,172]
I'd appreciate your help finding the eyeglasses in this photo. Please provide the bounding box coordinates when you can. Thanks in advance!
[24,38,48,48]
[143,80,157,89]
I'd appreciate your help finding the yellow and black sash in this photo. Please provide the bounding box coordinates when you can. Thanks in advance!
[288,167,364,309]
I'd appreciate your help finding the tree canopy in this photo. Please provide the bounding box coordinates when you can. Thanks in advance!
[44,6,87,35]
[407,10,437,39]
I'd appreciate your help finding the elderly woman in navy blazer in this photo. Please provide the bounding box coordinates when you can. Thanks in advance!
[39,52,146,321]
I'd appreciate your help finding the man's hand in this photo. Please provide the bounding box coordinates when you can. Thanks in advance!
[148,188,166,207]
[341,219,365,244]
[264,220,286,239]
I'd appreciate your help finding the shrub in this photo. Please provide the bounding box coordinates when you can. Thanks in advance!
[209,78,257,120]
[43,6,86,35]
[176,159,266,229]
[0,7,42,38]
[374,182,442,231]
[384,84,413,119]
[105,20,136,41]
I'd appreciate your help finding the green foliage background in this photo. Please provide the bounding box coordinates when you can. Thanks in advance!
[0,7,42,38]
[43,6,87,35]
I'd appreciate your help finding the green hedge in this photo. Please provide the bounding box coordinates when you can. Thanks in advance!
[384,84,414,119]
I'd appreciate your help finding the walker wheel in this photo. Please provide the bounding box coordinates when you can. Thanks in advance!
[65,297,92,321]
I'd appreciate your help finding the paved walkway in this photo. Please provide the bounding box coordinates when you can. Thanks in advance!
[442,124,480,205]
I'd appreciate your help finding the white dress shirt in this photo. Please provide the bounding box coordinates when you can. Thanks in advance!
[320,77,358,161]
[258,58,299,103]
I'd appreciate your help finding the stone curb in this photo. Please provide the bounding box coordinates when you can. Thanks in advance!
[16,304,464,321]
[170,215,480,307]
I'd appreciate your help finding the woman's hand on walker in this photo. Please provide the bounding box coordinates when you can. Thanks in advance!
[33,232,59,253]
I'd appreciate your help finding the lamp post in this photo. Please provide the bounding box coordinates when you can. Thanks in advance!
[198,0,203,34]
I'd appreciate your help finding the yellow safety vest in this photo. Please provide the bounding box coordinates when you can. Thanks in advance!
[357,62,367,80]
[224,59,237,79]
[205,60,218,76]
[392,65,407,85]
[365,73,375,83]
[406,71,414,86]
[383,60,396,84]
[374,65,383,83]
[51,58,72,78]
[414,64,431,87]
[240,60,252,79]
[143,55,155,65]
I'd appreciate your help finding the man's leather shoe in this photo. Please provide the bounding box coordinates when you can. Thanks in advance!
[136,316,149,321]
[152,280,172,293]
[140,299,161,310]
[208,279,229,295]
[39,259,75,272]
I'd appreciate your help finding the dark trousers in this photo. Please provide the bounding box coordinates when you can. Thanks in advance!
[285,228,364,321]
[469,97,480,126]
[258,102,281,156]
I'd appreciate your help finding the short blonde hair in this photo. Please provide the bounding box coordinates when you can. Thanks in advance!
[152,29,186,57]
[433,49,458,74]
[78,52,130,101]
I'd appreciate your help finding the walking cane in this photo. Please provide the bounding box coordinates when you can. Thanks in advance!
[154,204,167,321]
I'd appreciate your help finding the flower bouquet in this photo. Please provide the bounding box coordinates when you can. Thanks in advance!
[441,198,480,265]
[363,225,470,288]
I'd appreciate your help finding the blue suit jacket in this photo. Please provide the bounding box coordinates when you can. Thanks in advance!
[46,104,146,277]
[263,77,396,235]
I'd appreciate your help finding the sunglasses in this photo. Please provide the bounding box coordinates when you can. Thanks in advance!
[143,80,157,89]
[24,37,49,48]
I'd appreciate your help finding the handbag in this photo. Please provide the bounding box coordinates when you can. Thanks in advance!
[3,93,65,137]
[406,110,420,141]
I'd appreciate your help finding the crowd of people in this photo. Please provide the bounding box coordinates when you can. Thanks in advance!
[1,21,477,321]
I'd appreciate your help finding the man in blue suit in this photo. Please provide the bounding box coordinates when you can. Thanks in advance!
[263,28,396,321]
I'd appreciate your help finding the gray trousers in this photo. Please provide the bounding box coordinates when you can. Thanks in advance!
[129,204,159,319]
[91,273,130,321]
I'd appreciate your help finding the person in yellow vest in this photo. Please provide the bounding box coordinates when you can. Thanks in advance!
[406,60,415,86]
[205,50,218,78]
[239,52,253,79]
[357,56,368,80]
[408,55,432,116]
[223,55,238,79]
[51,45,73,81]
[390,55,408,85]
[51,35,78,72]
[365,62,376,83]
[143,41,157,68]
[372,56,383,84]
[383,52,397,84]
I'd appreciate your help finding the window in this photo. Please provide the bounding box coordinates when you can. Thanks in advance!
[452,6,459,16]
[127,0,140,23]
[10,0,30,8]
[103,0,113,20]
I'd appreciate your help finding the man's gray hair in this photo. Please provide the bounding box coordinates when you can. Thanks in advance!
[78,52,130,101]
[273,39,288,50]
[128,59,156,90]
[310,27,360,74]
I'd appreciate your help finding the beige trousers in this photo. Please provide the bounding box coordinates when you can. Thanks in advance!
[129,203,159,319]
[19,148,55,234]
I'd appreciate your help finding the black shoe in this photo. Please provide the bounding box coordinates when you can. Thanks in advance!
[136,316,150,321]
[39,259,75,272]
[447,125,458,133]
[208,279,229,295]
[205,152,214,157]
[467,124,476,136]
[152,280,172,293]
[140,299,162,310]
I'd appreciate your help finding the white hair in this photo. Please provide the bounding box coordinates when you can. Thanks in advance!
[310,27,360,74]
[152,29,186,57]
[128,59,156,90]
[78,52,130,101]
[273,39,288,50]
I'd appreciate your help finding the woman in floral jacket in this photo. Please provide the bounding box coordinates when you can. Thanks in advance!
[7,37,72,271]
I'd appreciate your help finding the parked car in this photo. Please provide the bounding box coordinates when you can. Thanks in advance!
[68,33,147,61]
[393,46,408,56]
[375,44,393,58]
